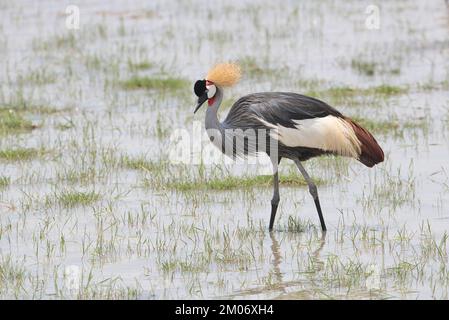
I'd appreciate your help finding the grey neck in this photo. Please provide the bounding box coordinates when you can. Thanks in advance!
[205,86,224,132]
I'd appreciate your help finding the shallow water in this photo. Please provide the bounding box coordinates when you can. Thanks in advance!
[0,0,449,299]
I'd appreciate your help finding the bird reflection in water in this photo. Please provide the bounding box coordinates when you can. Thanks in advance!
[268,231,327,298]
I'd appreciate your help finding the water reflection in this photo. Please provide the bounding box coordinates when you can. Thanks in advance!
[230,230,327,299]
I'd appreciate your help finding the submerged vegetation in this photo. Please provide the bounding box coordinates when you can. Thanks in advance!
[120,155,166,172]
[305,84,408,102]
[127,60,153,72]
[164,173,324,191]
[55,191,101,208]
[349,115,429,136]
[120,76,188,90]
[0,148,44,161]
[0,176,10,189]
[0,109,36,135]
[350,59,401,77]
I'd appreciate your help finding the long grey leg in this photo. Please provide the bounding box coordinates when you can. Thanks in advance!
[293,159,327,231]
[269,157,281,231]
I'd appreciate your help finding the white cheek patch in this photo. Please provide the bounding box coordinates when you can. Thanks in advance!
[206,85,216,98]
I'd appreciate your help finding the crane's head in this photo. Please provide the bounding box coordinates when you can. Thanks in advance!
[193,62,241,114]
[193,79,215,113]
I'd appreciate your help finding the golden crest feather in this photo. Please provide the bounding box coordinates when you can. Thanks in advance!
[206,62,241,87]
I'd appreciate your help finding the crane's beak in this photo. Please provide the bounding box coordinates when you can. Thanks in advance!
[194,92,208,114]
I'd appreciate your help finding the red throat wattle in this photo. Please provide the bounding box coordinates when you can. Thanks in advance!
[206,80,215,106]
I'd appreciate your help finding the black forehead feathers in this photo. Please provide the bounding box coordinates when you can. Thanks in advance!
[194,79,206,97]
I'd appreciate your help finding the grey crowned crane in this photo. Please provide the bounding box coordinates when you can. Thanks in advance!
[193,63,384,231]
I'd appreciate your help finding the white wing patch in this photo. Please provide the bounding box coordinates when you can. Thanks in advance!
[257,115,362,158]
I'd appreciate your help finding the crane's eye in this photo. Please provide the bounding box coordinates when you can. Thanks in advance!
[206,84,216,98]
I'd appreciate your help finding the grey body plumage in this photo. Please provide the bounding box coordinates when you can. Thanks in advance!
[207,89,331,161]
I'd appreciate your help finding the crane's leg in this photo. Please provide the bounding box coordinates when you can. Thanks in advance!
[293,159,327,231]
[269,157,281,231]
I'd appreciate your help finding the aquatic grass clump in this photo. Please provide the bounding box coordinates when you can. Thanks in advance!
[1,101,64,114]
[120,155,166,172]
[0,110,36,135]
[128,60,153,72]
[370,85,406,95]
[56,167,97,185]
[0,176,10,189]
[29,106,68,115]
[350,116,400,135]
[120,77,188,90]
[350,59,400,76]
[55,119,75,131]
[33,32,78,51]
[165,173,325,192]
[239,56,284,78]
[283,216,316,233]
[305,84,408,103]
[350,115,428,136]
[0,255,28,296]
[351,59,376,76]
[417,80,449,92]
[17,68,56,86]
[0,148,43,161]
[56,191,100,208]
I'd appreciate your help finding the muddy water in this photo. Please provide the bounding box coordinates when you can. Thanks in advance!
[0,0,449,299]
